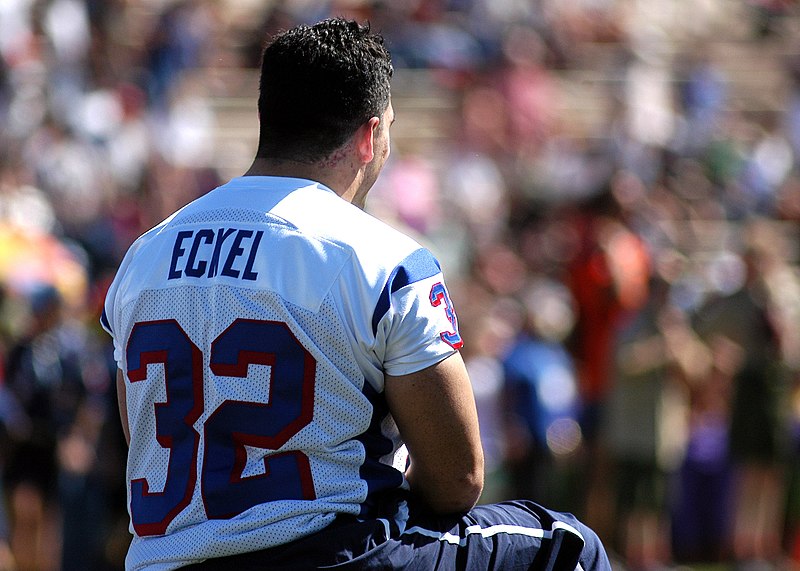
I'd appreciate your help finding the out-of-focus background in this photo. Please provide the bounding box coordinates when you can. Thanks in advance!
[1,0,800,569]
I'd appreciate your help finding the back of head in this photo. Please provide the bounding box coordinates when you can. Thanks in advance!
[257,18,393,163]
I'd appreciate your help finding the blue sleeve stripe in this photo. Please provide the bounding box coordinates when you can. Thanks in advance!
[100,308,112,334]
[371,248,441,336]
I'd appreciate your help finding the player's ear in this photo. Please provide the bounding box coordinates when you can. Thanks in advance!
[355,117,380,164]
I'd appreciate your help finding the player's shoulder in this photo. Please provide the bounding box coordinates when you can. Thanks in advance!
[273,179,428,267]
[328,200,439,282]
[337,203,423,261]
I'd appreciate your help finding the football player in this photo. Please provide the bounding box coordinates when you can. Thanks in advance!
[102,17,610,571]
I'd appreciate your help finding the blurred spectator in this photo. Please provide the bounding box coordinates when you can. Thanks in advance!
[625,56,676,151]
[746,0,795,38]
[605,274,689,570]
[42,0,92,123]
[440,141,510,251]
[496,25,558,158]
[565,187,650,435]
[26,118,108,241]
[3,283,112,570]
[675,47,728,156]
[732,110,795,217]
[502,278,583,513]
[564,184,650,539]
[670,398,734,563]
[142,0,216,110]
[685,236,792,566]
[370,154,442,236]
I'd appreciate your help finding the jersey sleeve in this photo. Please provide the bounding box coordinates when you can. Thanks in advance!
[99,223,159,367]
[373,248,464,377]
[101,258,128,367]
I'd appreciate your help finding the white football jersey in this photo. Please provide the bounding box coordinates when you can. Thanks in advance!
[102,176,463,570]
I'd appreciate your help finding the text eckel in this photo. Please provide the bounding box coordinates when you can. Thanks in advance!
[168,228,264,281]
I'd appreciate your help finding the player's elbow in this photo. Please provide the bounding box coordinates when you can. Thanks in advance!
[418,458,484,514]
[441,469,484,513]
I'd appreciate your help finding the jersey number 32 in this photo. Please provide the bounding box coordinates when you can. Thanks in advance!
[125,318,316,537]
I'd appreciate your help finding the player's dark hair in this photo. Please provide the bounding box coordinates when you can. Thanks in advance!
[256,18,393,163]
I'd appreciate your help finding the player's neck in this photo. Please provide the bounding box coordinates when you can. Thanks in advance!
[244,157,361,204]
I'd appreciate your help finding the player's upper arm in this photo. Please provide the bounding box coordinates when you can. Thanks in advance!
[385,351,484,513]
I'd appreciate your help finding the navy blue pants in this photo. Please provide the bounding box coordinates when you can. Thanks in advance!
[183,499,610,570]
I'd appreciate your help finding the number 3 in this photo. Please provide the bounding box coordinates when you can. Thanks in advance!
[430,282,463,349]
[126,319,316,536]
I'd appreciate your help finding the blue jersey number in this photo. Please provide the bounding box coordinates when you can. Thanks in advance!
[126,319,316,536]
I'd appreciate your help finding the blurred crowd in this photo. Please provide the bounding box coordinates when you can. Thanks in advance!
[2,0,800,569]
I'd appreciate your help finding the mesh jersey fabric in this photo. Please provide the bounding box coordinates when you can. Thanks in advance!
[102,176,461,570]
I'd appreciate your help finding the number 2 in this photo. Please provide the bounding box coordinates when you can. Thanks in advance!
[126,319,316,536]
